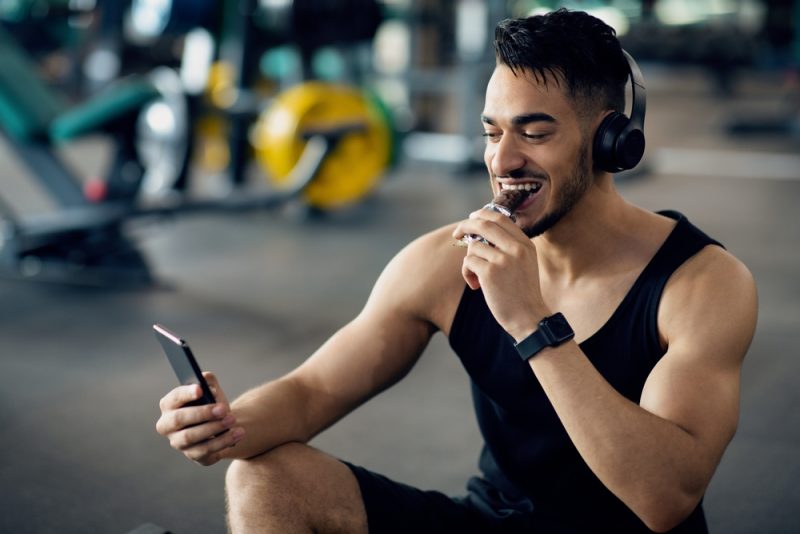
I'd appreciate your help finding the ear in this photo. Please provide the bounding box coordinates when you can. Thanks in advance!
[592,109,616,132]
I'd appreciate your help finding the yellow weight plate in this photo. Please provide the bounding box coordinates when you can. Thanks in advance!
[251,81,391,209]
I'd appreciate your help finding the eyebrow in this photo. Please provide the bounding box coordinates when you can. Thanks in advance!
[481,112,557,126]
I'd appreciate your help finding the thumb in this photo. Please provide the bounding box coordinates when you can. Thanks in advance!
[203,372,230,406]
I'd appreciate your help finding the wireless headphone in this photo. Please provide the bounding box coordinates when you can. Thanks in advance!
[592,50,646,173]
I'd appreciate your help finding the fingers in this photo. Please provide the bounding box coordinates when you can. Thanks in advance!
[157,372,232,431]
[156,395,246,465]
[454,211,504,289]
[454,207,536,291]
[156,373,244,465]
[159,383,202,412]
[158,373,227,412]
[168,417,247,465]
[156,400,227,435]
[167,413,235,449]
[452,209,519,250]
[184,426,246,466]
[461,262,480,290]
[461,247,498,291]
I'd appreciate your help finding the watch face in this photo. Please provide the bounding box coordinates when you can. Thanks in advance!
[545,313,574,341]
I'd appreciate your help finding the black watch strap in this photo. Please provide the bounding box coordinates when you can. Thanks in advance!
[514,312,575,361]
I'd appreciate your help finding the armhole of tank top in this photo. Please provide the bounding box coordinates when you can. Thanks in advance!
[647,218,724,357]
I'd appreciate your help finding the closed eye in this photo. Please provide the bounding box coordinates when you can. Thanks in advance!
[522,132,549,140]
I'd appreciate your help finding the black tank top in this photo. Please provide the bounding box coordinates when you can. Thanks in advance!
[448,211,720,532]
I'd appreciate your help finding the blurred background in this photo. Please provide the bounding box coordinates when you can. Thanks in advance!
[0,0,797,532]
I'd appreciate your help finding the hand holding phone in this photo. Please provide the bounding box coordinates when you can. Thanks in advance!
[154,324,246,465]
[154,323,216,406]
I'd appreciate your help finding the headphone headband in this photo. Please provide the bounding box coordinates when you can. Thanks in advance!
[622,50,646,134]
[593,49,647,173]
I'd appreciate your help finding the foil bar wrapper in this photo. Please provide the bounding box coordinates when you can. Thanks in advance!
[456,189,526,247]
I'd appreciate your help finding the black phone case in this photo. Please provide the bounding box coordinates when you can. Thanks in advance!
[154,324,216,406]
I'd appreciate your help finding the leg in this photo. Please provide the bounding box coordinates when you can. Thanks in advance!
[225,442,368,533]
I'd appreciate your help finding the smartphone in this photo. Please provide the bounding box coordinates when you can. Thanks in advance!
[153,323,216,406]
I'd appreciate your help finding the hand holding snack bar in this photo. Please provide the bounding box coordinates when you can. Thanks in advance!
[456,188,527,247]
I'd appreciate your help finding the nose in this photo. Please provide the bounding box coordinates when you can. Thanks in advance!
[486,134,526,178]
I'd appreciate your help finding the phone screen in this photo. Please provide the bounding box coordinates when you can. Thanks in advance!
[153,324,216,406]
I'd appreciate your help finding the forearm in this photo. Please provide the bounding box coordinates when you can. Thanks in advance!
[530,344,709,529]
[219,375,314,460]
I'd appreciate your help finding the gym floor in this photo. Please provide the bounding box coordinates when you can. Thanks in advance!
[1,65,798,534]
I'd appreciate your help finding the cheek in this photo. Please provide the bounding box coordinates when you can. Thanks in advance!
[541,141,585,177]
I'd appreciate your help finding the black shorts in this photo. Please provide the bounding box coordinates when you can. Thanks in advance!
[344,462,709,534]
[343,462,536,534]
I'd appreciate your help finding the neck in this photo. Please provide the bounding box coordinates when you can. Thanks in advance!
[533,174,639,281]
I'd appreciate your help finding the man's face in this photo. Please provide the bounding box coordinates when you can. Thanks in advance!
[482,65,595,237]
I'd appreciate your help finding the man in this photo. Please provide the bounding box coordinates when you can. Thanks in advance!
[156,9,757,533]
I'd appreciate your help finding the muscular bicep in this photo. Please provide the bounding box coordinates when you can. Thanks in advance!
[640,246,757,475]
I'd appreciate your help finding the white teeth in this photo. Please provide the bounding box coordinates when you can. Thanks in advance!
[501,182,542,191]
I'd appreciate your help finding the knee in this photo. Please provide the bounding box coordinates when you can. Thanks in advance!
[226,442,368,533]
[226,443,320,531]
[225,442,311,498]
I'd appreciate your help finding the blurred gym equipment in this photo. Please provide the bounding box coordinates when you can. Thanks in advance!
[0,0,395,286]
[132,0,395,211]
[253,81,392,209]
[0,23,162,286]
[724,0,800,137]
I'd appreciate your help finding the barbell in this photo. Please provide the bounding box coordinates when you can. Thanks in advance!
[251,80,393,209]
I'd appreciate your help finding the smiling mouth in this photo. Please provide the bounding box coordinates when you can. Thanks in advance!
[497,182,544,210]
[499,182,543,193]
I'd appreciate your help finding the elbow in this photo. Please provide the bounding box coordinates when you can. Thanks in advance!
[636,491,702,533]
[642,514,688,533]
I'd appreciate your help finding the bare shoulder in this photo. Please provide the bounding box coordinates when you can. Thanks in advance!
[669,244,755,289]
[363,223,468,334]
[658,244,758,363]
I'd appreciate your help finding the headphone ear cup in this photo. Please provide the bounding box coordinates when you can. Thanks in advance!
[592,112,629,173]
[616,126,645,171]
[594,50,647,173]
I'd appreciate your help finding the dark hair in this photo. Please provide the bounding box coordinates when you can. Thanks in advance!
[493,9,628,115]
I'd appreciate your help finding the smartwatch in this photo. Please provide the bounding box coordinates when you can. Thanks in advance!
[514,312,575,361]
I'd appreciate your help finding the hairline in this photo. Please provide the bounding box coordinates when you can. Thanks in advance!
[496,60,606,132]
